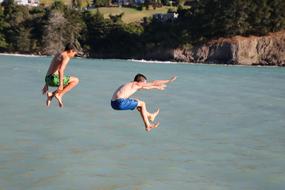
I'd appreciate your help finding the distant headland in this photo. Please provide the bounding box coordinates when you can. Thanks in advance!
[140,30,285,66]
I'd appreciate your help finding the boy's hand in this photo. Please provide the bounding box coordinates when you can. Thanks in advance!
[169,76,176,83]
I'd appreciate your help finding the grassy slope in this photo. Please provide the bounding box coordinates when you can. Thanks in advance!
[40,0,72,6]
[38,0,177,23]
[92,6,176,23]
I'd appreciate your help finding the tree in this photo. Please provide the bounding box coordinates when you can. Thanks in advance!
[0,6,8,50]
[221,0,252,36]
[50,0,66,12]
[82,10,108,55]
[64,8,85,46]
[178,0,252,41]
[42,11,68,55]
[28,7,46,53]
[15,27,31,53]
[268,0,285,32]
[2,1,31,51]
[247,0,271,35]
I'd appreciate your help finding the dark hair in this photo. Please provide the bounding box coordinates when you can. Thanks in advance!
[134,73,147,82]
[64,43,76,51]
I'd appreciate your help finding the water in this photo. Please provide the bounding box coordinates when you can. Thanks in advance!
[0,55,285,190]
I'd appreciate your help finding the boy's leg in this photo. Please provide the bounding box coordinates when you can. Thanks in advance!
[134,99,159,122]
[46,92,53,107]
[136,100,160,132]
[46,90,59,107]
[137,107,160,122]
[42,83,53,107]
[148,108,160,122]
[55,76,79,107]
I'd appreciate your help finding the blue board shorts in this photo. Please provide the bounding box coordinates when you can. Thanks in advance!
[111,98,138,110]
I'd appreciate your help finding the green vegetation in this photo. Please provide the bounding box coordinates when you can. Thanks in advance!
[179,0,285,41]
[1,0,285,57]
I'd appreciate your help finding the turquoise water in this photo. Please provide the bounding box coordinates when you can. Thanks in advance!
[0,55,285,190]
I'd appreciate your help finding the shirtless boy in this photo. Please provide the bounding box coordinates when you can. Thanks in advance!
[111,73,176,132]
[42,43,79,108]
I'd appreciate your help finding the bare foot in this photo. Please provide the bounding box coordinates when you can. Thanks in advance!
[54,93,64,108]
[145,121,160,132]
[46,92,53,107]
[148,108,160,122]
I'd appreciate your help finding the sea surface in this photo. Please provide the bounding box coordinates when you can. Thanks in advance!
[0,55,285,190]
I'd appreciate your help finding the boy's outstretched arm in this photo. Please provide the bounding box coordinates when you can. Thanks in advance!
[141,83,166,90]
[152,76,176,85]
[138,76,176,90]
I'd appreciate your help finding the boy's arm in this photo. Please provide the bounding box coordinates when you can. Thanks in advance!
[152,76,176,85]
[58,56,69,91]
[141,82,166,90]
[140,76,176,90]
[42,84,48,95]
[142,84,166,90]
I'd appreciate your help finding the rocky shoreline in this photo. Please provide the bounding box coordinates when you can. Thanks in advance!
[143,30,285,66]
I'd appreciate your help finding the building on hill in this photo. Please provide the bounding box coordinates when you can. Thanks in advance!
[17,0,39,6]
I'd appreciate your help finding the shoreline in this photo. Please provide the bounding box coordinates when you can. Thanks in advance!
[0,53,47,57]
[0,53,283,67]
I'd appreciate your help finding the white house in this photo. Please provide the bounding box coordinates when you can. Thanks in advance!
[16,0,39,6]
[1,0,39,6]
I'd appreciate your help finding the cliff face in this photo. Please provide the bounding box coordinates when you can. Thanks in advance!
[172,30,285,66]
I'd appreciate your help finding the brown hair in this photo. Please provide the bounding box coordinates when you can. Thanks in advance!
[134,73,147,82]
[64,43,76,51]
